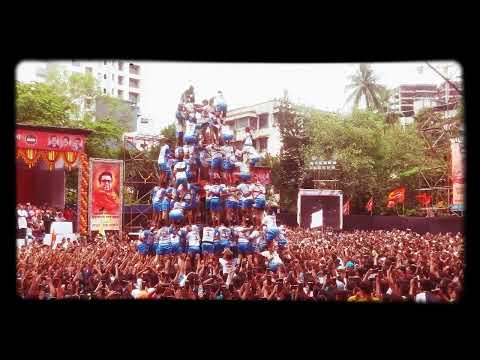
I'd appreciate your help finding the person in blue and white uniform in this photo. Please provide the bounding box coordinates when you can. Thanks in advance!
[137,222,156,256]
[250,176,266,227]
[155,226,172,257]
[262,208,280,249]
[201,225,215,256]
[236,179,254,227]
[205,175,225,227]
[175,104,186,147]
[187,225,201,256]
[152,186,165,228]
[158,142,172,186]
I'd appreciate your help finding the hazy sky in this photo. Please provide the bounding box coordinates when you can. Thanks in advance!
[16,60,461,133]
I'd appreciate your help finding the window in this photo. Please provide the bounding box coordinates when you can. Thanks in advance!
[249,117,257,130]
[104,74,107,80]
[118,76,124,85]
[129,92,139,103]
[104,60,108,65]
[103,88,106,94]
[258,137,268,151]
[85,67,93,74]
[129,78,140,88]
[129,63,140,75]
[118,90,124,98]
[259,113,269,129]
[72,60,80,67]
[118,61,124,71]
[112,74,115,81]
[236,117,249,129]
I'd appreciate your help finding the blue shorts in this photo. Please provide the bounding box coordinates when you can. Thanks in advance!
[161,199,171,212]
[226,200,239,209]
[184,135,197,145]
[222,133,234,142]
[215,239,229,252]
[156,243,171,255]
[241,198,254,209]
[238,242,252,254]
[153,201,162,213]
[188,246,201,255]
[268,261,280,272]
[266,228,280,242]
[211,157,222,170]
[201,242,214,254]
[210,197,222,212]
[159,163,172,174]
[169,209,184,222]
[254,197,266,209]
[278,238,288,249]
[175,177,188,187]
[222,159,234,171]
[216,103,227,113]
[186,171,194,181]
[170,242,182,254]
[240,173,251,181]
[137,242,153,255]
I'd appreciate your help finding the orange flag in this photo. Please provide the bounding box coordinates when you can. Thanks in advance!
[365,197,373,214]
[388,187,406,204]
[343,199,351,215]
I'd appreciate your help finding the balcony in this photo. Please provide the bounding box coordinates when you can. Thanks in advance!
[129,64,141,77]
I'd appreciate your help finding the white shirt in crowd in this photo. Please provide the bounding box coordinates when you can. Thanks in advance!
[17,209,28,229]
[202,227,215,243]
[262,214,277,229]
[219,257,237,274]
[158,144,170,164]
[187,231,200,247]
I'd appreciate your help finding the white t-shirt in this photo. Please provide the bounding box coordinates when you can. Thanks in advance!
[158,144,169,164]
[217,225,231,240]
[158,227,171,244]
[237,183,252,199]
[17,210,28,229]
[250,183,266,199]
[174,161,187,180]
[262,215,277,229]
[202,227,215,243]
[219,258,237,274]
[187,231,200,247]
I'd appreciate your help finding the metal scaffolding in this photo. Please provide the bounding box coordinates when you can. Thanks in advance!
[416,109,463,216]
[122,133,164,229]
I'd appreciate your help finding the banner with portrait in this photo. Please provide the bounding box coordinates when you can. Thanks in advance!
[89,159,123,234]
[16,128,86,152]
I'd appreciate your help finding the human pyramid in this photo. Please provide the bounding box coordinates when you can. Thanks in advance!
[138,85,287,269]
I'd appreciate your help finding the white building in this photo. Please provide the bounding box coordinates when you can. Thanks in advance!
[225,100,282,156]
[20,60,143,129]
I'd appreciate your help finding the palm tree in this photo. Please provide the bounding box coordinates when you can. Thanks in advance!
[345,64,384,112]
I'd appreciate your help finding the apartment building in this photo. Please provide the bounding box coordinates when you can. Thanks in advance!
[225,100,282,156]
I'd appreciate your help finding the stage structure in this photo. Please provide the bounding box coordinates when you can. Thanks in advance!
[297,189,343,230]
[15,124,92,235]
[415,107,464,216]
[123,133,164,230]
[309,157,340,190]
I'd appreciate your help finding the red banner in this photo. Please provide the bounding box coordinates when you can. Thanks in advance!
[16,128,85,152]
[415,193,432,206]
[250,166,271,185]
[89,159,123,233]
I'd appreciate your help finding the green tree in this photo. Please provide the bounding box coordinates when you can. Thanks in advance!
[345,64,384,112]
[160,123,176,144]
[16,81,73,126]
[304,109,432,215]
[275,90,310,212]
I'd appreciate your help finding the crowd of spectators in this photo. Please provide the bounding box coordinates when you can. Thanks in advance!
[16,227,463,302]
[16,203,76,242]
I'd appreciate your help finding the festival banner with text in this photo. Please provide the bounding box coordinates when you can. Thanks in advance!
[16,128,85,152]
[89,159,123,233]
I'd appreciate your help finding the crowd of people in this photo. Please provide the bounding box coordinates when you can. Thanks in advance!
[16,202,76,243]
[16,228,463,302]
[15,84,464,302]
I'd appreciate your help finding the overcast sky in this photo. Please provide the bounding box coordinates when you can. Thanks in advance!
[17,60,461,133]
